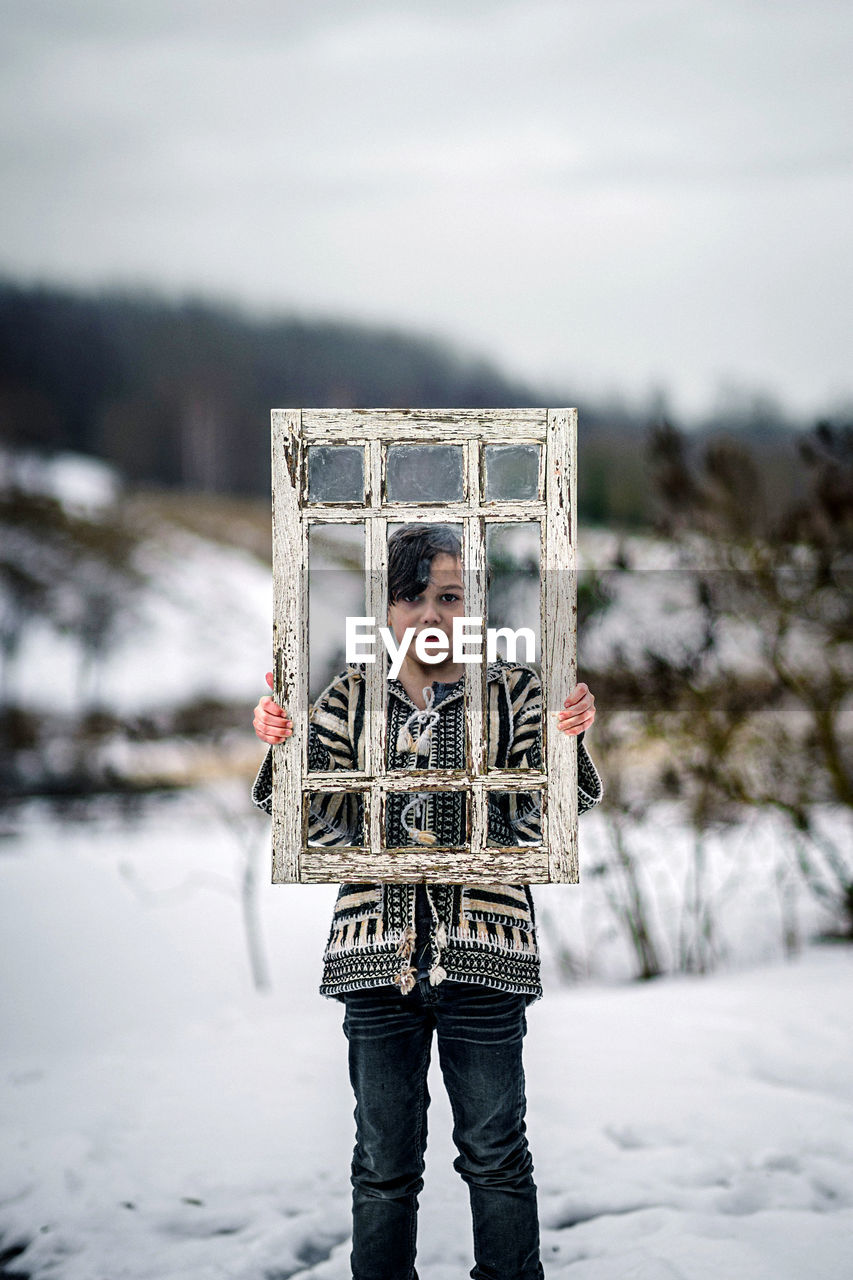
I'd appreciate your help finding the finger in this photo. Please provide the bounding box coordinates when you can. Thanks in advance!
[259,696,285,717]
[564,683,592,708]
[265,672,274,689]
[557,703,595,721]
[557,701,592,725]
[258,712,292,732]
[555,709,595,734]
[560,695,592,713]
[254,719,293,740]
[254,707,292,729]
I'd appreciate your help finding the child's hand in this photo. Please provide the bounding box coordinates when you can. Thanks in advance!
[556,682,596,737]
[253,671,293,744]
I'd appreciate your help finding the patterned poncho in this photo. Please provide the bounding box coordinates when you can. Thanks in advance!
[252,657,603,1004]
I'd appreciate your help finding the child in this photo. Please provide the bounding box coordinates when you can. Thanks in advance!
[251,522,602,1280]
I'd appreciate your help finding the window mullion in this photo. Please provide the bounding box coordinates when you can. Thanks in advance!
[365,443,386,783]
[544,408,578,881]
[365,438,387,865]
[271,409,304,883]
[463,441,486,860]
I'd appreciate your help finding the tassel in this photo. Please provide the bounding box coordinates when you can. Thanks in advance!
[395,925,416,959]
[397,966,417,994]
[428,964,447,987]
[435,922,447,948]
[413,829,437,846]
[395,687,439,759]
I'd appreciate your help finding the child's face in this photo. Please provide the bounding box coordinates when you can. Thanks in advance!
[386,552,465,652]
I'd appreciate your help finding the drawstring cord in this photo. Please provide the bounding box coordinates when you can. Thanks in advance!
[399,794,437,846]
[395,684,440,759]
[394,684,449,989]
[428,919,448,986]
[396,686,439,847]
[395,924,418,994]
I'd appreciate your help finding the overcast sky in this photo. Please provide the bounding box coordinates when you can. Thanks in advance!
[2,0,851,419]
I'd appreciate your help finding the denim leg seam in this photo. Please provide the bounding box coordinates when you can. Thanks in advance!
[442,1063,482,1266]
[408,1025,432,1277]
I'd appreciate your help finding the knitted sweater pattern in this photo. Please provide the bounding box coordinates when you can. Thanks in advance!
[251,657,604,1005]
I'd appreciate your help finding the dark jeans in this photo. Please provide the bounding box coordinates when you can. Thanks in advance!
[342,977,545,1280]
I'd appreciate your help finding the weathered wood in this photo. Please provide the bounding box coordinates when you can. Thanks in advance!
[544,409,578,881]
[270,410,305,883]
[301,409,547,438]
[463,442,487,855]
[269,407,579,885]
[302,771,547,788]
[364,493,386,782]
[300,849,551,883]
[303,503,547,519]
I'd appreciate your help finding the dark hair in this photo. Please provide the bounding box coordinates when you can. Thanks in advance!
[387,524,462,604]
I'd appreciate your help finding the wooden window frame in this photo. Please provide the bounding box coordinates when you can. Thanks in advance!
[270,408,578,885]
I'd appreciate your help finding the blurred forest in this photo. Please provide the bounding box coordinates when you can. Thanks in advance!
[0,278,813,527]
[570,418,853,962]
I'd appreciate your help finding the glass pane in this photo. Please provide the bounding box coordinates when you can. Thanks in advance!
[385,521,467,773]
[386,444,463,502]
[307,445,364,502]
[308,523,365,772]
[486,522,541,770]
[305,790,365,846]
[385,789,469,849]
[485,444,540,500]
[487,789,542,846]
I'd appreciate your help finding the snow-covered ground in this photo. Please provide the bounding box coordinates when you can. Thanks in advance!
[1,792,851,1280]
[5,520,274,717]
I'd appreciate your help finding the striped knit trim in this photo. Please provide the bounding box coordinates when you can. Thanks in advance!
[320,943,543,1004]
[450,921,538,955]
[333,886,383,915]
[460,899,535,925]
[325,916,388,955]
[321,970,542,1005]
[322,917,538,968]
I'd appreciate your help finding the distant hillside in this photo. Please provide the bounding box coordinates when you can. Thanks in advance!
[0,280,543,496]
[0,279,814,525]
